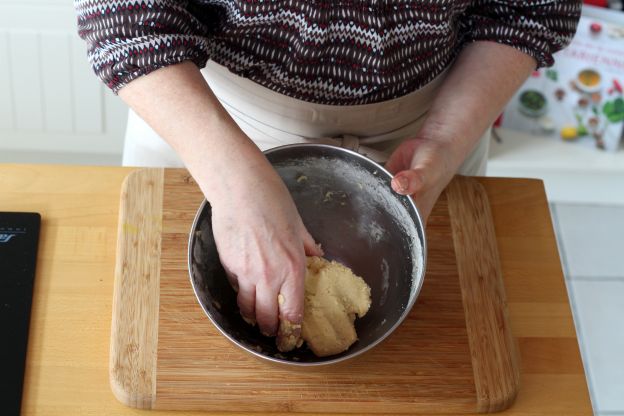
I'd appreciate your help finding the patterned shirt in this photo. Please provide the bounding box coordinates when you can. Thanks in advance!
[75,0,581,105]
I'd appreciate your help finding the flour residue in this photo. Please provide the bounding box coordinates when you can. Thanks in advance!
[368,220,386,244]
[379,258,390,306]
[273,154,424,291]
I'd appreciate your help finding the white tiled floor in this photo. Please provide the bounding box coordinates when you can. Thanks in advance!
[555,205,624,278]
[552,203,624,415]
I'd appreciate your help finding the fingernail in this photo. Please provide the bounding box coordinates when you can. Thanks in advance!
[393,176,408,193]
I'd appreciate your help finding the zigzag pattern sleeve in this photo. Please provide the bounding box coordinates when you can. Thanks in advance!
[75,0,211,93]
[461,0,582,68]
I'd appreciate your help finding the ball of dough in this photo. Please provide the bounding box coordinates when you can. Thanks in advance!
[300,256,371,357]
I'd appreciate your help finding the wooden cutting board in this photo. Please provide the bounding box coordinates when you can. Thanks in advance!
[110,168,519,414]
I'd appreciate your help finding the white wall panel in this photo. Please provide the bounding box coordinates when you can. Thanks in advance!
[9,31,44,131]
[0,4,76,32]
[71,36,103,134]
[40,32,73,132]
[0,31,14,131]
[0,1,127,162]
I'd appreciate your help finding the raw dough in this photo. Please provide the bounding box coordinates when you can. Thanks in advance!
[276,319,303,352]
[300,256,371,357]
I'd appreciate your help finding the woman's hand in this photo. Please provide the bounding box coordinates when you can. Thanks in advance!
[386,134,456,223]
[210,164,323,343]
[386,41,537,218]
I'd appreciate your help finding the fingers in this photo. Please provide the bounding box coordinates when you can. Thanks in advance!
[236,282,256,325]
[246,250,307,351]
[255,281,280,337]
[276,263,305,325]
[275,263,305,352]
[242,257,306,345]
[223,265,239,292]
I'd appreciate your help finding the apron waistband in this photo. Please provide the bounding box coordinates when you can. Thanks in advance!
[123,60,490,176]
[202,60,449,142]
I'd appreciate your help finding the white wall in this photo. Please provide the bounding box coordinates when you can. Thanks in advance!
[0,0,127,165]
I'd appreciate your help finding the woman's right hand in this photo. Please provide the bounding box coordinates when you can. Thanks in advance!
[208,162,323,348]
[117,61,322,349]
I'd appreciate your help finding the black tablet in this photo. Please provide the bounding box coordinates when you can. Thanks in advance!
[0,212,41,415]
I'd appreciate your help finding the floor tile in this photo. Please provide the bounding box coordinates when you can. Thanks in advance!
[569,280,624,413]
[552,204,624,279]
[549,203,571,279]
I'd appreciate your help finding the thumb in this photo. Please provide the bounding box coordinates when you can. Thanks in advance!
[386,140,419,175]
[391,168,426,196]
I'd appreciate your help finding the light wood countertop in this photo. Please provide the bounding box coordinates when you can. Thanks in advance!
[0,164,592,415]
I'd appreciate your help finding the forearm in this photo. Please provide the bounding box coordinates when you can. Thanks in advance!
[420,41,536,167]
[118,61,272,200]
[119,61,320,339]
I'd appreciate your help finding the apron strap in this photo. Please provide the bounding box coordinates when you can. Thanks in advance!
[340,135,360,152]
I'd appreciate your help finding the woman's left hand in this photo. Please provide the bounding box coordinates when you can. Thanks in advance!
[385,41,538,223]
[386,133,458,224]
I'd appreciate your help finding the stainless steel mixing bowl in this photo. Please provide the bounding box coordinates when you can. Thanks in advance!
[188,144,426,366]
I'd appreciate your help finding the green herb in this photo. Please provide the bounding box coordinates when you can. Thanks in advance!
[546,69,558,82]
[520,90,546,111]
[603,97,624,123]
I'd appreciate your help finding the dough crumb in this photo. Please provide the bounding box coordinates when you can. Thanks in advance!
[242,315,256,326]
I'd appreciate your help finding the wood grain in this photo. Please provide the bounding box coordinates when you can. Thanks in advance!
[446,177,520,412]
[156,169,474,413]
[109,169,519,413]
[109,169,164,409]
[0,164,591,415]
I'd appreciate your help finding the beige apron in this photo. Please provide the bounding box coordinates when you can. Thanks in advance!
[123,60,490,175]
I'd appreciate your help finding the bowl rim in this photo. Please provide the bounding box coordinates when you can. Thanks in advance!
[187,143,427,366]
